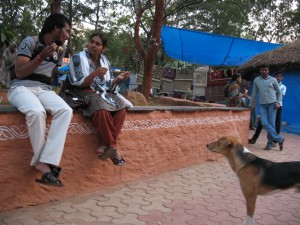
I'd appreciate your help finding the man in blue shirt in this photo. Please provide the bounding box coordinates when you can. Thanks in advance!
[249,64,285,150]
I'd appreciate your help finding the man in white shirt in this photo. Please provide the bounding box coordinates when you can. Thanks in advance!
[273,71,286,146]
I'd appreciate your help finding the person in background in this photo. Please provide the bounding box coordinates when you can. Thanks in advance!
[241,89,250,108]
[240,80,256,130]
[247,81,257,130]
[248,115,263,144]
[248,65,285,151]
[249,107,257,130]
[272,71,286,146]
[1,42,17,88]
[248,71,286,147]
[224,73,242,107]
[7,14,73,187]
[67,31,132,166]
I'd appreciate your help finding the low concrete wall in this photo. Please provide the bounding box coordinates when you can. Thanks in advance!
[0,105,250,212]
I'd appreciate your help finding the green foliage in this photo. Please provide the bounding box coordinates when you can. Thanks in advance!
[70,28,90,53]
[0,27,15,48]
[0,0,48,45]
[1,0,299,71]
[165,0,249,37]
[244,0,299,42]
[104,31,139,72]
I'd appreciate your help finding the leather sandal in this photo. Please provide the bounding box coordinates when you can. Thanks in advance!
[49,165,62,178]
[110,156,126,166]
[35,171,63,187]
[98,147,117,160]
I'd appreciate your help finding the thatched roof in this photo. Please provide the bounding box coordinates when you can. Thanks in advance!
[238,39,300,78]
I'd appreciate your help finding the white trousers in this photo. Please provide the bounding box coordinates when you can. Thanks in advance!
[8,86,73,166]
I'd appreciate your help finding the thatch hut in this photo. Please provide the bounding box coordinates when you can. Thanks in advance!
[238,39,300,79]
[238,39,300,135]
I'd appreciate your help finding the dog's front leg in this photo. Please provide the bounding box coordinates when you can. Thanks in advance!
[245,196,257,225]
[247,215,254,225]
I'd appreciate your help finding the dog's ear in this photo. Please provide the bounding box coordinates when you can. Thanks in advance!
[227,140,233,149]
[219,137,233,149]
[224,137,234,149]
[224,136,239,149]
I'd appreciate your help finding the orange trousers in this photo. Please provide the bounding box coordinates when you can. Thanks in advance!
[92,109,126,148]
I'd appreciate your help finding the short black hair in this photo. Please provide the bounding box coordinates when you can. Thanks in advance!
[275,71,283,76]
[89,31,107,47]
[230,73,241,82]
[260,64,269,69]
[41,14,71,35]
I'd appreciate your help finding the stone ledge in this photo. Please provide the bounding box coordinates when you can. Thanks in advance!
[0,104,249,113]
[0,106,250,212]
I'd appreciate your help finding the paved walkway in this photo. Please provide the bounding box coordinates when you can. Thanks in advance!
[0,131,300,225]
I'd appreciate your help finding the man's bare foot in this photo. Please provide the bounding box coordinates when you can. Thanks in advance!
[97,146,116,160]
[35,162,51,174]
[115,151,122,159]
[96,145,106,155]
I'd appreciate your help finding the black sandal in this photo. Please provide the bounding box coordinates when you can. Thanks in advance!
[279,137,285,151]
[98,147,116,160]
[49,165,63,178]
[35,171,63,187]
[110,156,126,166]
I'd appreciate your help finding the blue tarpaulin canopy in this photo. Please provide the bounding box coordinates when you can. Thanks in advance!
[59,64,69,71]
[161,26,283,66]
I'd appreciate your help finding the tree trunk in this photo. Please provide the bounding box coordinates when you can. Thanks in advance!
[141,57,154,100]
[95,0,100,30]
[67,0,73,56]
[50,0,63,14]
[134,0,164,102]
